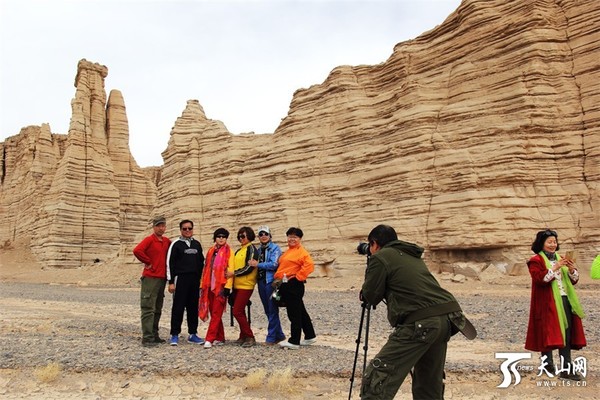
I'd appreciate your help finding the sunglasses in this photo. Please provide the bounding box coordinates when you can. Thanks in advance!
[216,235,227,239]
[237,234,247,240]
[543,229,557,236]
[181,227,193,231]
[258,232,269,237]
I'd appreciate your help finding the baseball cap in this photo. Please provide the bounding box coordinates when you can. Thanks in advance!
[257,225,270,235]
[152,216,166,226]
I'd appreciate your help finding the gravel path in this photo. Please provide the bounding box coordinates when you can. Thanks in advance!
[1,280,599,399]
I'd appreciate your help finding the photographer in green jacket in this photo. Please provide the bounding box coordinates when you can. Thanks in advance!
[360,224,474,400]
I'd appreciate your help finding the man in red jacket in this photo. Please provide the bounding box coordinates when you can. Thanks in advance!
[133,216,172,347]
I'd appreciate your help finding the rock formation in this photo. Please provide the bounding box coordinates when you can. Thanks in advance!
[1,0,599,275]
[153,0,599,273]
[1,60,156,268]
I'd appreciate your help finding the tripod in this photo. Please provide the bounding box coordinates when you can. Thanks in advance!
[348,301,372,400]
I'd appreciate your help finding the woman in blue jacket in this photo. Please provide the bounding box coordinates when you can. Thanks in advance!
[249,225,286,345]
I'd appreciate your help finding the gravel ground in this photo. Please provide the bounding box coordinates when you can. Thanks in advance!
[1,280,599,399]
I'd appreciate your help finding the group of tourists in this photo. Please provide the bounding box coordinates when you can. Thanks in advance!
[135,218,590,399]
[133,217,317,350]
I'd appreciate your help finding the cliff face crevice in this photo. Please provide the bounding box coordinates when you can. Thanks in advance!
[1,0,598,271]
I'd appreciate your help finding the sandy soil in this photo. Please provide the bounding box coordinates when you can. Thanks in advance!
[1,248,599,399]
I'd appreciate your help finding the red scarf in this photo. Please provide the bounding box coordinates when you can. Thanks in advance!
[201,244,231,294]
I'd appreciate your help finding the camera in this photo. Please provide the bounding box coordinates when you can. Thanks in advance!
[357,242,371,256]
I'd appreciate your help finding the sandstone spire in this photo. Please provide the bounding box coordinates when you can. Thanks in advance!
[106,89,157,253]
[33,60,120,267]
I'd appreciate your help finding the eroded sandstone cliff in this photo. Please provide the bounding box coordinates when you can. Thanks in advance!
[1,0,598,274]
[1,60,156,268]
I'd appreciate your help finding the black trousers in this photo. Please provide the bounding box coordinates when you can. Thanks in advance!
[279,278,316,345]
[170,273,200,336]
[542,295,573,368]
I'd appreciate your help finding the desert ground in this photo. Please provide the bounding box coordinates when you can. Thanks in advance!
[1,248,599,399]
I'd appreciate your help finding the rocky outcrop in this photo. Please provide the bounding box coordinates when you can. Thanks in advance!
[0,124,66,248]
[153,0,599,272]
[106,89,158,257]
[1,0,598,273]
[1,60,156,268]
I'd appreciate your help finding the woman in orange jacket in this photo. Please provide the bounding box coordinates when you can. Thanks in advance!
[275,227,317,350]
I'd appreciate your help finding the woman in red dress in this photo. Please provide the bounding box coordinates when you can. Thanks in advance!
[525,229,586,381]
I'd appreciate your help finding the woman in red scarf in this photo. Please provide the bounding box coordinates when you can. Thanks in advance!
[200,228,234,348]
[525,229,586,380]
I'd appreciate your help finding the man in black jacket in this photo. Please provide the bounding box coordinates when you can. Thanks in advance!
[166,219,205,346]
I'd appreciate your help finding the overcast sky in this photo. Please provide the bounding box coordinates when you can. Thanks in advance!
[0,0,461,167]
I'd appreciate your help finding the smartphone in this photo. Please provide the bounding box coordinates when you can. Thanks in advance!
[565,251,575,261]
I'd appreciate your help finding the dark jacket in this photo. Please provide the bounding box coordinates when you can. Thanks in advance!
[361,240,458,327]
[166,237,204,284]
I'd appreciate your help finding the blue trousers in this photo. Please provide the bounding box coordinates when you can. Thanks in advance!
[257,279,285,343]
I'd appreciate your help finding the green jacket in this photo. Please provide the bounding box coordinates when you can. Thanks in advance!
[361,240,458,327]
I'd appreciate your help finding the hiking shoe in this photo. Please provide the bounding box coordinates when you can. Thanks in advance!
[142,340,159,348]
[203,341,212,349]
[213,340,224,346]
[169,335,179,346]
[187,334,205,344]
[241,337,256,348]
[559,372,582,381]
[300,337,317,346]
[279,341,300,350]
[154,337,166,344]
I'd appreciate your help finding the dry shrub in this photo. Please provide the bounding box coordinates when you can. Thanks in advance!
[34,362,62,383]
[246,368,267,389]
[267,367,296,393]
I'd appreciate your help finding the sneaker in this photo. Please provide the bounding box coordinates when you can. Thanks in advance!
[154,337,166,344]
[203,341,212,349]
[142,340,159,348]
[300,337,317,346]
[213,340,224,346]
[169,335,179,346]
[279,341,300,350]
[241,337,256,348]
[187,334,205,344]
[266,337,286,345]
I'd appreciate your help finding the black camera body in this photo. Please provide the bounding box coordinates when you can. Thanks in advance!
[357,242,371,256]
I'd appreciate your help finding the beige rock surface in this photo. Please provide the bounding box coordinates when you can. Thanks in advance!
[1,0,599,274]
[1,60,156,268]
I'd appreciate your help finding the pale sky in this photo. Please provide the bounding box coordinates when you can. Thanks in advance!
[0,0,461,167]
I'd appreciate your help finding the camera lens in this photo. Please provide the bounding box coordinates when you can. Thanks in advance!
[357,242,371,256]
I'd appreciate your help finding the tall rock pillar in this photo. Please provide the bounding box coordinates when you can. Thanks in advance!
[34,60,121,268]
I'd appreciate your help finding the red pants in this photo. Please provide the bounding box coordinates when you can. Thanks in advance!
[204,290,227,342]
[232,288,254,340]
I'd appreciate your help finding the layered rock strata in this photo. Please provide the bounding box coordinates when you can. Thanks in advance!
[1,0,599,273]
[1,60,156,267]
[155,0,600,272]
